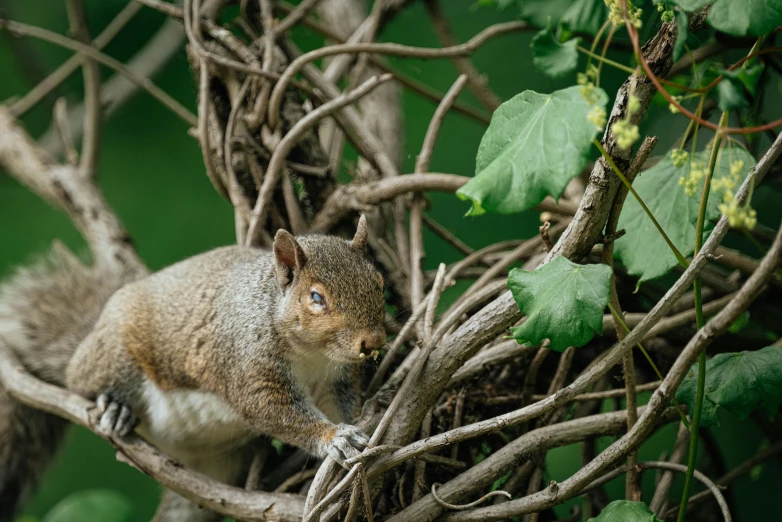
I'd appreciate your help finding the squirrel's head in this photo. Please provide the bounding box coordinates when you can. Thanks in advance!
[273,216,386,363]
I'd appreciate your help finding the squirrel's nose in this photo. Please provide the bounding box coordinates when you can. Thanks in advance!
[357,329,385,357]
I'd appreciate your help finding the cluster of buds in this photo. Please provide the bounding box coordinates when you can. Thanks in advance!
[610,92,641,151]
[606,0,643,28]
[678,160,707,197]
[657,3,674,23]
[671,149,689,168]
[579,64,607,131]
[714,159,757,229]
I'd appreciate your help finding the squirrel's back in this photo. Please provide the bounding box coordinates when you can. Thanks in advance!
[0,244,138,520]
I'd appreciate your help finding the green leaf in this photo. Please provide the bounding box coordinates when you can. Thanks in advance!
[531,29,580,78]
[717,74,749,112]
[614,147,755,282]
[457,86,608,215]
[671,0,782,36]
[562,0,608,35]
[588,500,663,521]
[519,0,573,28]
[508,256,612,351]
[43,490,133,522]
[475,0,518,9]
[673,9,689,62]
[676,346,782,428]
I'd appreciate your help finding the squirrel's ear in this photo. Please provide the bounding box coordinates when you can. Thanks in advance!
[351,215,368,251]
[273,230,307,289]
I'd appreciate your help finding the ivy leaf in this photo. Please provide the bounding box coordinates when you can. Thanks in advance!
[671,0,782,36]
[562,0,608,35]
[457,86,608,215]
[589,501,663,521]
[717,75,749,112]
[614,147,755,282]
[519,0,573,28]
[676,346,782,428]
[43,490,133,522]
[508,256,612,352]
[531,29,580,78]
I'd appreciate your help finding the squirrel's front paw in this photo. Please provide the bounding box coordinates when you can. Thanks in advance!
[321,424,369,465]
[95,393,139,438]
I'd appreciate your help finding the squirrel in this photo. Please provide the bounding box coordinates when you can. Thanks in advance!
[0,216,386,522]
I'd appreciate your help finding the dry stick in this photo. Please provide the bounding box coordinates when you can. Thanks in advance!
[310,174,577,232]
[222,78,254,244]
[274,0,491,125]
[441,217,782,521]
[274,468,318,493]
[0,342,305,522]
[386,407,679,522]
[371,264,449,444]
[195,55,230,199]
[244,73,393,246]
[10,1,141,117]
[649,422,689,515]
[530,381,661,402]
[244,447,268,491]
[602,135,657,501]
[366,296,431,396]
[53,98,79,166]
[423,0,501,111]
[40,17,186,156]
[64,0,101,177]
[353,135,782,518]
[274,0,323,36]
[432,483,510,510]
[448,339,539,388]
[410,74,469,320]
[581,461,731,522]
[282,170,307,235]
[0,107,144,275]
[422,214,475,256]
[267,20,528,128]
[0,18,197,126]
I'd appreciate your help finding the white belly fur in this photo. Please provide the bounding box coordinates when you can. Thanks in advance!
[137,378,252,455]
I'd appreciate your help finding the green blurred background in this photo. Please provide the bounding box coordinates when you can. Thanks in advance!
[1,0,780,520]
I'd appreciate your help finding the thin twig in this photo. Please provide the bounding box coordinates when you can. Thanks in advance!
[9,1,142,117]
[245,73,393,245]
[0,18,197,126]
[268,21,529,128]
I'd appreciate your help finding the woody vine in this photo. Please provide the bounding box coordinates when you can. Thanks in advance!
[1,0,782,521]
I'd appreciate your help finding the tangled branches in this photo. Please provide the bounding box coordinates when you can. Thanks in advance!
[2,1,782,521]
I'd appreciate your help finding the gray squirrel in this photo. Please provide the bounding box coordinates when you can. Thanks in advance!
[0,216,386,522]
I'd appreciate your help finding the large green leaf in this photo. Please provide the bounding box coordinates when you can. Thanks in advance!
[508,256,612,352]
[671,0,782,36]
[519,0,573,28]
[614,147,755,282]
[562,0,608,35]
[43,490,133,522]
[589,501,663,521]
[457,86,608,215]
[531,29,580,78]
[676,346,782,428]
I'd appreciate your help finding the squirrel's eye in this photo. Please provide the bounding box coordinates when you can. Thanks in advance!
[311,291,324,305]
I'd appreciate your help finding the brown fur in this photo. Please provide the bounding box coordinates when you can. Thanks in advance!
[1,222,386,522]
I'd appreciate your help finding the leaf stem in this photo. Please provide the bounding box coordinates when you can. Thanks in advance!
[593,139,689,269]
[577,45,636,74]
[607,303,690,428]
[677,111,729,522]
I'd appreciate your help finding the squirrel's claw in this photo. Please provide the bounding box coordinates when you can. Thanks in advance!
[325,424,369,466]
[95,393,139,438]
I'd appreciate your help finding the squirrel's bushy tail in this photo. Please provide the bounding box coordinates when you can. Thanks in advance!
[0,245,133,521]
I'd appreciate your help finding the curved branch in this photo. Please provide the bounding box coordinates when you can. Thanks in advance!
[267,21,528,128]
[0,18,197,126]
[245,73,394,245]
